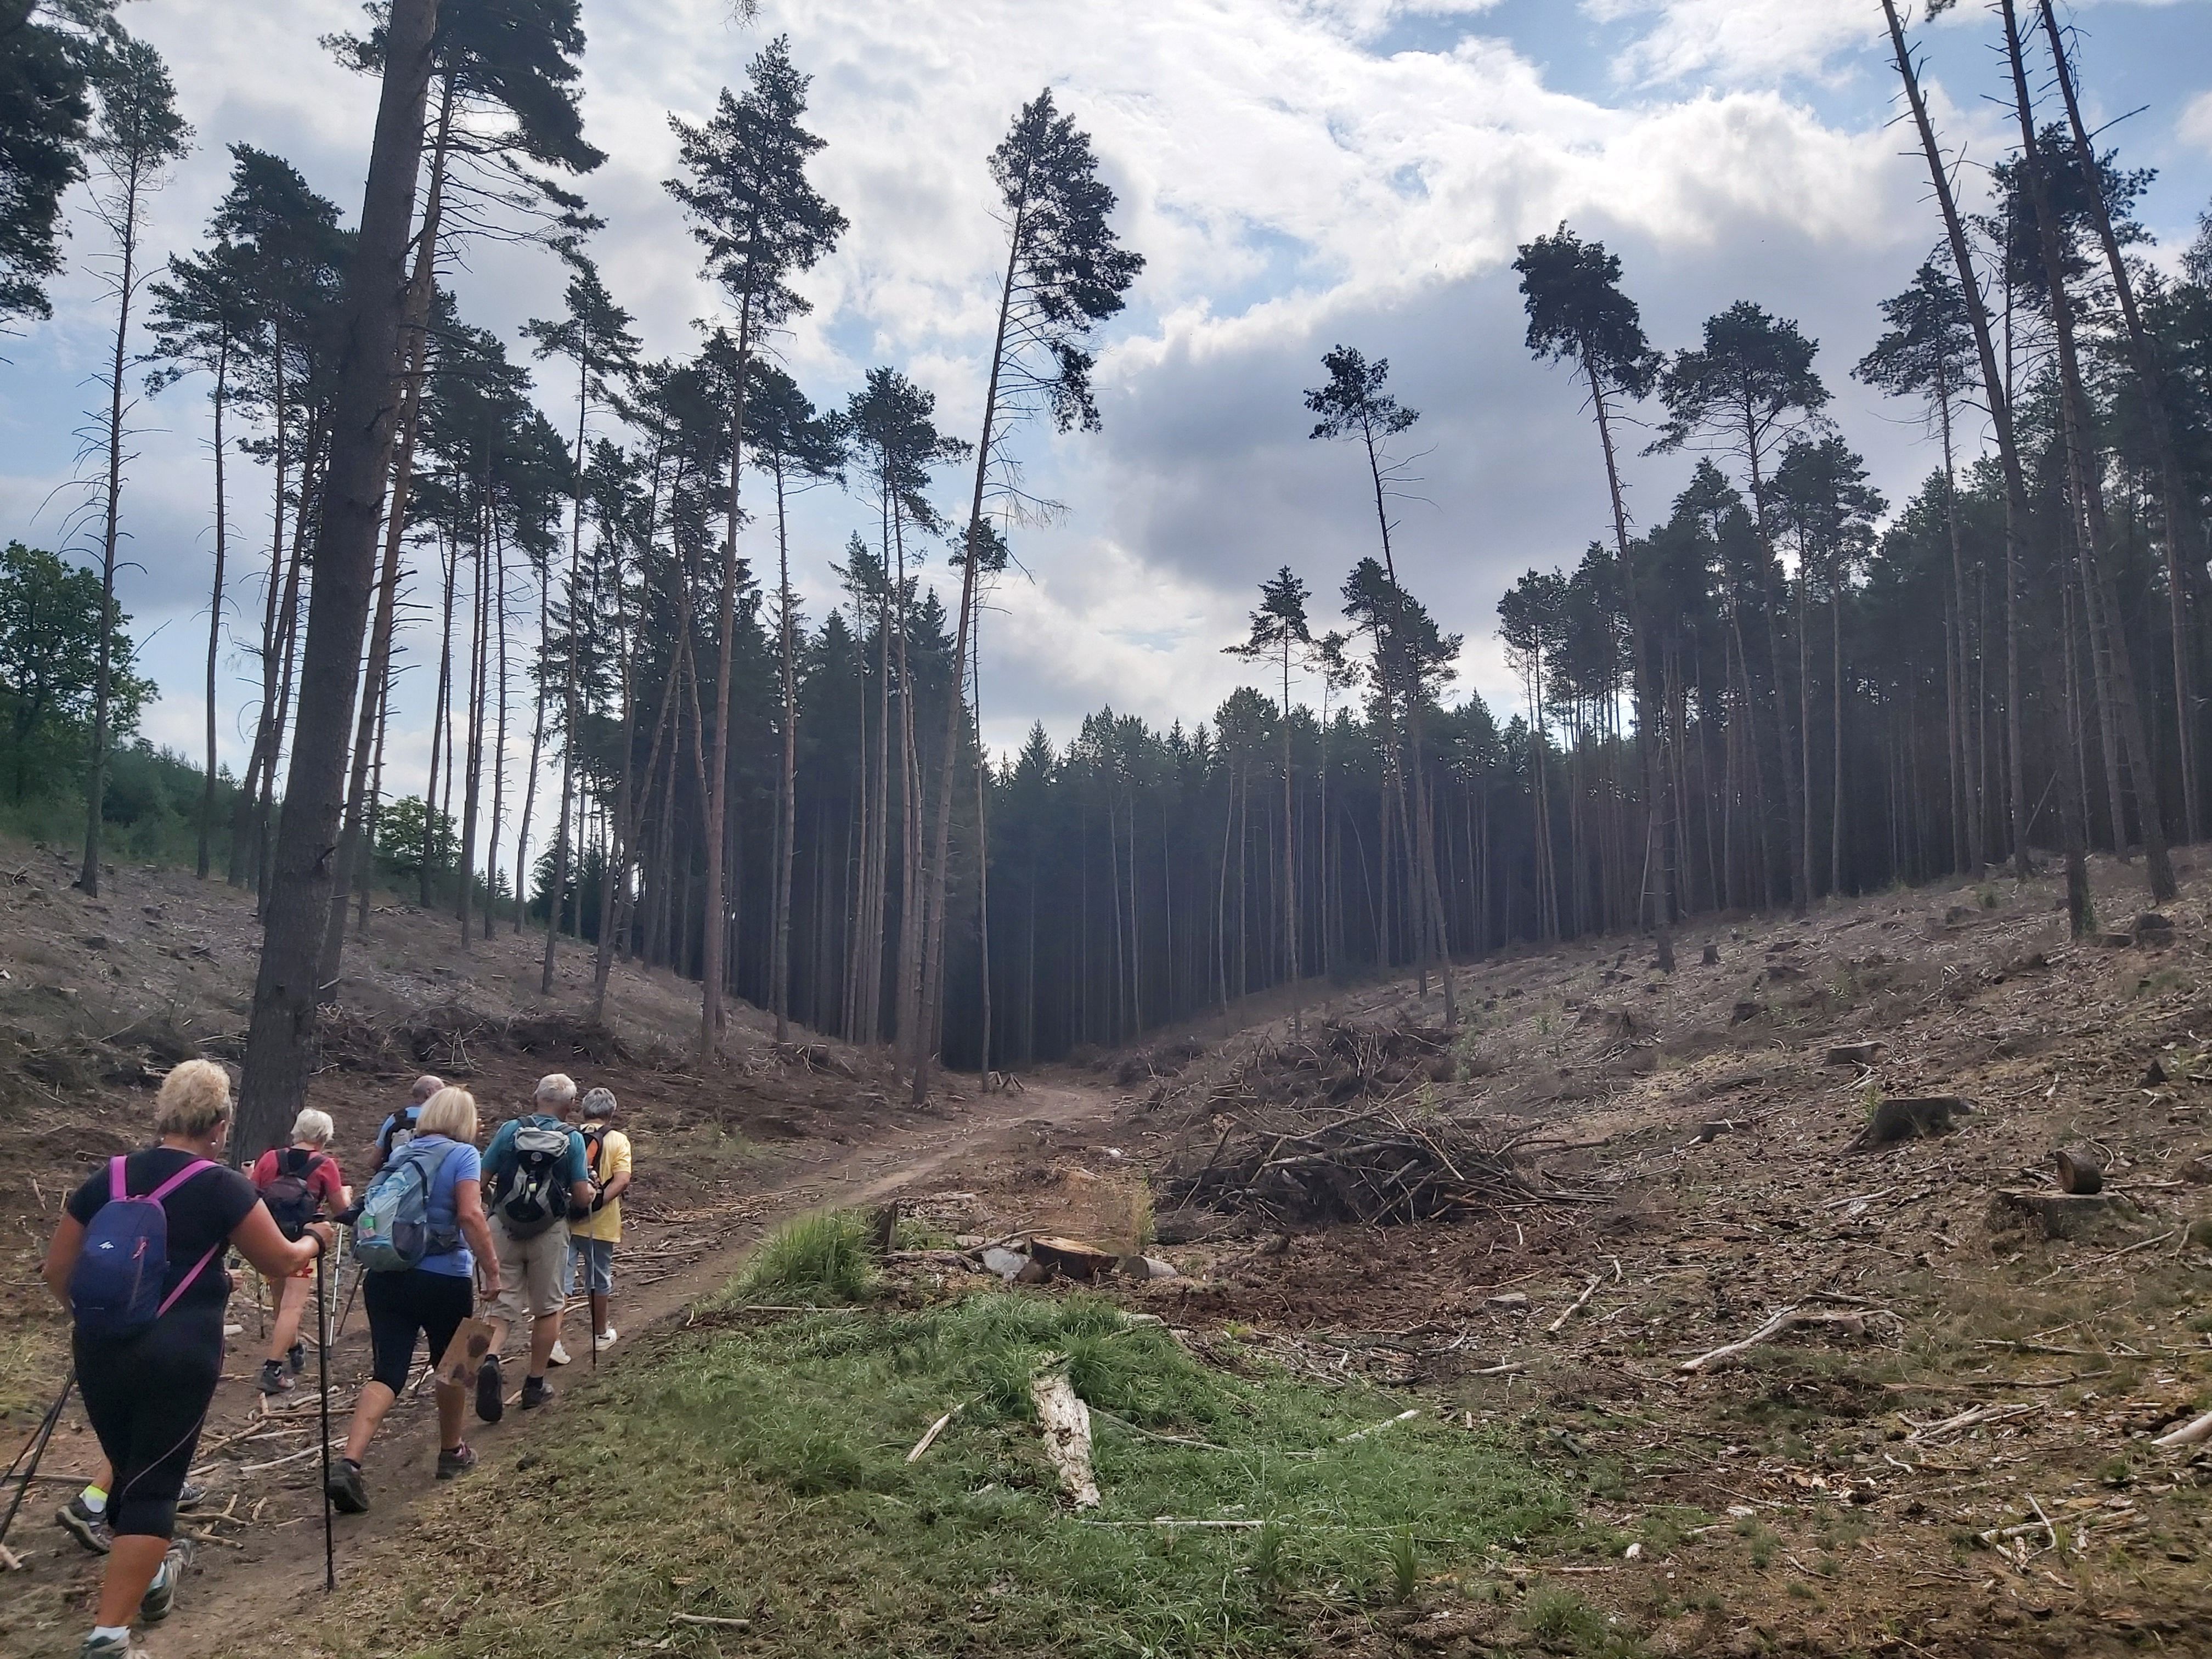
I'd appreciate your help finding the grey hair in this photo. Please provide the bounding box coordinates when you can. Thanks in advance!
[535,1073,578,1108]
[410,1074,444,1103]
[289,1108,336,1146]
[580,1087,617,1119]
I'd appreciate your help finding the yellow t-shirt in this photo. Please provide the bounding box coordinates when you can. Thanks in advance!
[569,1128,631,1243]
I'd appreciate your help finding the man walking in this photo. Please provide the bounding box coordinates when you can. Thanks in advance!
[476,1075,591,1420]
[369,1075,443,1174]
[568,1088,631,1355]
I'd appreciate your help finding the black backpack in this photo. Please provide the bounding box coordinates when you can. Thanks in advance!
[379,1107,420,1165]
[495,1120,574,1238]
[261,1148,329,1242]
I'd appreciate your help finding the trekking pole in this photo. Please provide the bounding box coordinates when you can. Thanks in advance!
[314,1235,336,1593]
[0,1373,75,1556]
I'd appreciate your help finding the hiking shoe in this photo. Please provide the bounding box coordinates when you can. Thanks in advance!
[138,1541,193,1623]
[176,1481,206,1512]
[326,1458,369,1516]
[287,1339,307,1374]
[548,1340,572,1368]
[80,1633,148,1659]
[592,1326,619,1352]
[519,1375,554,1410]
[257,1358,294,1395]
[475,1355,505,1424]
[436,1443,477,1480]
[57,1494,109,1554]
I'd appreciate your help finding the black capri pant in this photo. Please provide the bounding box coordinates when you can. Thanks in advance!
[74,1302,224,1539]
[363,1267,475,1392]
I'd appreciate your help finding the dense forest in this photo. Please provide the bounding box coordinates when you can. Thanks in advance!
[5,0,2211,1147]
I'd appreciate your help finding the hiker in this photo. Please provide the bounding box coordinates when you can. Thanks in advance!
[249,1107,350,1395]
[41,1059,331,1659]
[369,1073,444,1173]
[567,1087,633,1356]
[476,1074,593,1418]
[326,1085,499,1515]
[54,1468,204,1556]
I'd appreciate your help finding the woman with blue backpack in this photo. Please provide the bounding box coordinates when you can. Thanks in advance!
[40,1059,331,1659]
[325,1085,500,1515]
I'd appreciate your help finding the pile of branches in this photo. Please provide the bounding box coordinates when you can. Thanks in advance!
[1160,1101,1582,1227]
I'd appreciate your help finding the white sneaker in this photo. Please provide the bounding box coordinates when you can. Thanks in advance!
[592,1326,618,1351]
[548,1341,572,1368]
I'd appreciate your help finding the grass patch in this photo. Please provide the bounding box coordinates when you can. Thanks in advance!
[735,1210,878,1304]
[292,1292,1567,1657]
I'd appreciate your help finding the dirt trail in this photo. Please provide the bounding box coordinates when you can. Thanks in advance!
[5,1079,1119,1659]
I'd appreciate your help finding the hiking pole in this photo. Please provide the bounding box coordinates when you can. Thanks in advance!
[0,1373,75,1557]
[314,1235,336,1593]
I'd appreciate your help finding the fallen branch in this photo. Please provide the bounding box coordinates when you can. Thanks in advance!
[669,1613,753,1629]
[1031,1371,1101,1509]
[1907,1402,2041,1443]
[1677,1306,1888,1375]
[1546,1276,1601,1335]
[1338,1408,1421,1443]
[906,1403,964,1464]
[2153,1408,2212,1448]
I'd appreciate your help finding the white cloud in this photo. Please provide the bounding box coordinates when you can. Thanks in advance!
[2182,88,2212,153]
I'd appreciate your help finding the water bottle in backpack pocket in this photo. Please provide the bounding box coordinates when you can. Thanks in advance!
[495,1122,574,1238]
[69,1157,223,1340]
[354,1141,460,1272]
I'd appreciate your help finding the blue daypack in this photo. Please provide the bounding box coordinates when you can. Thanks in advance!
[69,1156,223,1340]
[353,1139,460,1271]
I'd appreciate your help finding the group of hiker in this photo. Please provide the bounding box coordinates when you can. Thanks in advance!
[33,1061,637,1659]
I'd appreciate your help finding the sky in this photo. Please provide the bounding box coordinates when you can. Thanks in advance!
[2,0,2209,887]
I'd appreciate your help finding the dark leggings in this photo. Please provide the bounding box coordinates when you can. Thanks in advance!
[364,1267,475,1392]
[74,1303,224,1539]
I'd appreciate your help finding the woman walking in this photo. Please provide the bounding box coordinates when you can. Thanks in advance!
[326,1085,500,1514]
[42,1060,330,1659]
[249,1107,350,1395]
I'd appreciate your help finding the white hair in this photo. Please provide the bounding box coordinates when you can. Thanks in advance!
[535,1073,578,1108]
[580,1087,617,1119]
[289,1108,336,1146]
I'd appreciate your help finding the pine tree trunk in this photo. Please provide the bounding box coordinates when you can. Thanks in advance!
[770,452,798,1043]
[424,534,456,908]
[696,304,755,1058]
[234,0,442,1156]
[230,333,287,890]
[199,340,228,881]
[513,551,548,934]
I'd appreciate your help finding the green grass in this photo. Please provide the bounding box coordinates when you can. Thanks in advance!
[296,1292,1568,1658]
[735,1210,879,1304]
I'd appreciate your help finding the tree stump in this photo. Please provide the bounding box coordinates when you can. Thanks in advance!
[1851,1096,1971,1150]
[1987,1187,2138,1242]
[1028,1235,1119,1282]
[1826,1041,1886,1068]
[1701,943,1722,967]
[2052,1148,2104,1195]
[869,1199,903,1256]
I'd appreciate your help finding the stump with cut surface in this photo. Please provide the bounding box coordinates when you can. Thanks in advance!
[1987,1188,2140,1242]
[1826,1041,1886,1068]
[1852,1096,1971,1150]
[2053,1148,2104,1195]
[1028,1236,1120,1282]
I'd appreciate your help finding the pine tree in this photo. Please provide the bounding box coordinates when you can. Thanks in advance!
[1226,567,1311,1029]
[665,34,845,1063]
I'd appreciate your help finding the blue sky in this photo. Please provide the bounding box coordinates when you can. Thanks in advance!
[2,0,2207,882]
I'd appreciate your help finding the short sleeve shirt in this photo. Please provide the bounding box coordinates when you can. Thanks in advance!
[569,1128,631,1244]
[66,1148,258,1313]
[251,1147,346,1207]
[400,1135,482,1278]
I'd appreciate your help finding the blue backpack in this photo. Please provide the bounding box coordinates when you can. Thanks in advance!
[69,1156,223,1340]
[353,1139,460,1272]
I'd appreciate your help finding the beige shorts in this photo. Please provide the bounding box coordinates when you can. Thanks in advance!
[488,1221,571,1321]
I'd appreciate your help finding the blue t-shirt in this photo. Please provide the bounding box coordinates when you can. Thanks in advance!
[482,1115,588,1192]
[400,1135,481,1278]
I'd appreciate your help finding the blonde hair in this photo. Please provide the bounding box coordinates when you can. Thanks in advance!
[154,1059,233,1139]
[535,1073,578,1109]
[414,1086,479,1143]
[290,1108,335,1146]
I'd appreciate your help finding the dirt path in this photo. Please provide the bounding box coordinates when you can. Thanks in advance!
[6,1080,1119,1659]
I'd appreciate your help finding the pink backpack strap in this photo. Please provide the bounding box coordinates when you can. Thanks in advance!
[107,1155,128,1201]
[144,1157,217,1204]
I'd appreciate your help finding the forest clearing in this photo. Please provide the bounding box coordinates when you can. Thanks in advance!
[10,845,2212,1656]
[8,0,2212,1656]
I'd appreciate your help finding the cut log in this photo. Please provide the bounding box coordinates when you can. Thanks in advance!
[1030,1235,1121,1282]
[1852,1096,1970,1150]
[1826,1041,1887,1068]
[2153,1409,2212,1449]
[2136,912,2176,943]
[1986,1188,2140,1242]
[2052,1148,2104,1195]
[1031,1371,1101,1509]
